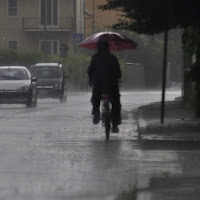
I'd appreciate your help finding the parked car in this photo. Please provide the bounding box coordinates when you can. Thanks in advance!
[30,63,68,102]
[0,66,37,108]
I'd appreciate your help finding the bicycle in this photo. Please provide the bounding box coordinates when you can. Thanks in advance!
[101,93,112,141]
[92,82,121,140]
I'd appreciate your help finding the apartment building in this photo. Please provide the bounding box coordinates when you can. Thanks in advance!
[84,0,122,37]
[0,0,84,54]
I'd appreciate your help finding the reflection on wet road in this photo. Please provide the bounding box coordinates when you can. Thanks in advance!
[1,91,199,200]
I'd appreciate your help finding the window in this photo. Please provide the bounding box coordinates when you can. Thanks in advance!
[40,0,58,26]
[8,41,18,50]
[31,66,61,79]
[0,68,28,80]
[40,40,58,55]
[8,0,17,17]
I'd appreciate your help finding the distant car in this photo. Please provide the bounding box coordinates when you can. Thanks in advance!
[0,66,37,108]
[30,63,68,102]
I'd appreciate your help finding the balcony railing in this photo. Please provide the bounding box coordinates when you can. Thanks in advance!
[23,17,73,31]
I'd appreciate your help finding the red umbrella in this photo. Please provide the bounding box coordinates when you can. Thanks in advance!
[79,31,137,51]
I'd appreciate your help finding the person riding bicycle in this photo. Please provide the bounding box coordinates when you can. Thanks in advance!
[87,37,121,133]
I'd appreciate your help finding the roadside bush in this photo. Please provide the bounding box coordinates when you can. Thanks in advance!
[63,53,91,90]
[0,49,126,91]
[48,53,91,90]
[63,53,126,90]
[17,50,43,67]
[0,49,42,67]
[51,52,126,90]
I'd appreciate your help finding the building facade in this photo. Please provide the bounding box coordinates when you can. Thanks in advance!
[0,0,84,54]
[84,0,122,37]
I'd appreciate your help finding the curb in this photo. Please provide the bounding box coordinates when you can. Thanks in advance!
[136,101,200,143]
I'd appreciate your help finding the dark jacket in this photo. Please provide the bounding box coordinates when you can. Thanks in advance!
[88,52,121,90]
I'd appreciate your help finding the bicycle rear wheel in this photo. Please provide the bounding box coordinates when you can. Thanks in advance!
[105,111,111,141]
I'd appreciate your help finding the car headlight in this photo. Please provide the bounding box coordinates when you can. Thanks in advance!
[54,83,61,89]
[17,85,30,92]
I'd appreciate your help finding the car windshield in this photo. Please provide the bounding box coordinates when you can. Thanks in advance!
[31,66,62,79]
[0,68,28,80]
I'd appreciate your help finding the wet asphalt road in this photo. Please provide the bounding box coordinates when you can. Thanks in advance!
[1,90,200,200]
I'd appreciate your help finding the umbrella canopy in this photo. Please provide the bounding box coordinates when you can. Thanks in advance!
[79,31,137,51]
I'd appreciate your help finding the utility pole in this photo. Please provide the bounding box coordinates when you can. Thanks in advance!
[92,0,94,33]
[74,0,77,53]
[44,0,47,59]
[83,0,86,37]
[161,27,168,124]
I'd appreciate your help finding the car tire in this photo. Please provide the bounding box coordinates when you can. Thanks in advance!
[59,89,67,103]
[26,93,37,108]
[26,100,32,108]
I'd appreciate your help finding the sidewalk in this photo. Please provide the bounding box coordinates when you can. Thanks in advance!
[137,176,200,200]
[135,99,200,200]
[136,98,200,143]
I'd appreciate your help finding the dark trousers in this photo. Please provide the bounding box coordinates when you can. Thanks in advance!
[91,84,121,125]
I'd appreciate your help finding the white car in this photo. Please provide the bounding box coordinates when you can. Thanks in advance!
[0,66,37,107]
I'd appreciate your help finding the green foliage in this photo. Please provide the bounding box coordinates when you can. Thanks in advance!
[99,0,200,90]
[44,53,91,89]
[0,49,17,65]
[62,53,91,89]
[117,29,183,86]
[62,52,126,89]
[182,26,200,56]
[17,51,43,67]
[114,186,137,200]
[100,0,200,35]
[48,54,63,63]
[0,49,126,90]
[0,49,42,67]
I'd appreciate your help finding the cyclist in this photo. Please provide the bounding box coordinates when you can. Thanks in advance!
[87,37,121,133]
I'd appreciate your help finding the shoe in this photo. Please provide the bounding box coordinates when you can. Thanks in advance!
[112,125,119,133]
[93,113,100,124]
[116,119,122,125]
[112,118,122,125]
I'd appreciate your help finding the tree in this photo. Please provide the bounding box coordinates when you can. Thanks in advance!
[100,0,200,34]
[100,0,200,119]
